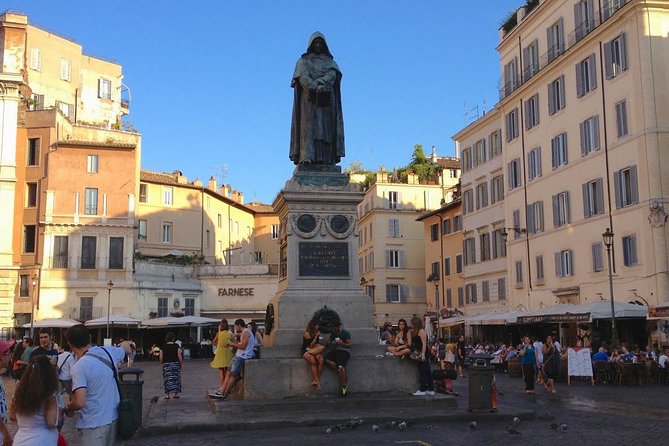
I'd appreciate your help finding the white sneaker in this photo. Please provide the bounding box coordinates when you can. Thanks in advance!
[385,352,394,357]
[426,390,435,396]
[412,390,426,396]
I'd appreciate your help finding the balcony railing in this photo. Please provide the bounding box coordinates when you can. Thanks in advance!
[499,0,628,101]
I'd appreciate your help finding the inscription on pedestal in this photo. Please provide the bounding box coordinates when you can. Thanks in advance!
[298,242,349,277]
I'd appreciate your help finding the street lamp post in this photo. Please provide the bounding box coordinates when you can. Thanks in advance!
[106,280,114,340]
[602,228,618,348]
[30,274,38,339]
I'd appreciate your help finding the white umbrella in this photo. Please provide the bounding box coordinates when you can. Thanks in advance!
[22,318,81,329]
[140,317,173,328]
[140,316,219,328]
[424,316,434,341]
[85,315,141,327]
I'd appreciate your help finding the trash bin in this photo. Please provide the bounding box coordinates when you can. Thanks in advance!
[118,367,144,430]
[468,354,495,412]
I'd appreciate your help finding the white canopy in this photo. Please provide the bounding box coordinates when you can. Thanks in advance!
[85,315,142,327]
[465,310,528,325]
[141,316,219,328]
[438,315,467,328]
[22,318,81,329]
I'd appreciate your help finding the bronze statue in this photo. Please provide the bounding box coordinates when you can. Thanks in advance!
[289,32,345,166]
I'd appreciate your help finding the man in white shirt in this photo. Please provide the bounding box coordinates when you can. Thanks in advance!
[659,349,669,369]
[64,324,126,446]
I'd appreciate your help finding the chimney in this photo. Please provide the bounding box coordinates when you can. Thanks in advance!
[172,170,188,184]
[208,176,217,191]
[220,184,230,198]
[231,190,244,204]
[431,145,438,163]
[455,142,460,159]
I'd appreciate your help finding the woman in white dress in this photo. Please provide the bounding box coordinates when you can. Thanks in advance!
[10,355,59,445]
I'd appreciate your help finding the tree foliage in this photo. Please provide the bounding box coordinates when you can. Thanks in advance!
[397,144,441,183]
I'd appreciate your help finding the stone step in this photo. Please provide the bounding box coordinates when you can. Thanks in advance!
[261,343,387,359]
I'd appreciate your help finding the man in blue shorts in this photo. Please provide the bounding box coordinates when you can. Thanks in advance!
[325,323,352,397]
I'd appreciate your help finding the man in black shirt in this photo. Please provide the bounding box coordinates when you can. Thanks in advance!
[456,335,466,378]
[30,329,59,364]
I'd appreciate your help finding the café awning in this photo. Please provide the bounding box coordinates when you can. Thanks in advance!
[438,315,467,328]
[516,301,647,324]
[466,310,528,325]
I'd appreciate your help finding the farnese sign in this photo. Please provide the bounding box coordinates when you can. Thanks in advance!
[218,288,254,297]
[298,242,349,277]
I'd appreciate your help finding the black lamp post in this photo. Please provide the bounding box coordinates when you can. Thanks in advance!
[106,280,114,340]
[30,274,38,338]
[602,228,618,348]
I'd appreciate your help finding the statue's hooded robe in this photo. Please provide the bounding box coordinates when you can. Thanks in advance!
[289,32,345,165]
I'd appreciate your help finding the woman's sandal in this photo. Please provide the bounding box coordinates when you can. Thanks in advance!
[311,380,318,388]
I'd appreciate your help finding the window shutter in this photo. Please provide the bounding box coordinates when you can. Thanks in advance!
[630,236,637,264]
[574,3,583,40]
[565,191,571,223]
[552,194,559,227]
[547,25,555,58]
[563,134,568,164]
[551,138,558,170]
[524,100,531,130]
[620,33,627,71]
[400,285,408,303]
[385,250,391,267]
[596,178,605,214]
[537,201,544,231]
[388,219,393,236]
[522,46,530,80]
[630,165,639,204]
[580,121,587,156]
[592,243,602,271]
[604,41,613,79]
[508,163,513,189]
[558,18,564,51]
[583,182,591,218]
[576,62,584,97]
[559,75,565,109]
[383,191,389,209]
[548,82,555,115]
[588,54,597,90]
[614,170,622,209]
[593,116,600,149]
[399,250,406,268]
[569,250,574,276]
[555,252,562,277]
[386,285,392,303]
[98,78,104,98]
[536,148,542,177]
[527,205,535,234]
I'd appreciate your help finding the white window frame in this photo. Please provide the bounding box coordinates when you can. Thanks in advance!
[30,47,41,71]
[84,188,98,215]
[553,191,570,227]
[583,178,604,218]
[556,249,574,277]
[580,116,600,156]
[508,158,521,190]
[528,147,542,181]
[605,33,627,79]
[536,255,545,282]
[388,191,399,209]
[388,218,400,237]
[551,132,568,169]
[506,109,519,141]
[489,129,502,158]
[87,154,99,173]
[162,222,173,243]
[615,100,628,138]
[271,224,279,240]
[622,235,638,266]
[138,219,147,241]
[60,58,72,81]
[548,75,566,115]
[163,187,173,206]
[98,78,112,100]
[525,94,540,130]
[576,54,597,97]
[614,165,639,208]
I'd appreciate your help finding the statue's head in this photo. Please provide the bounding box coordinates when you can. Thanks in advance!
[306,32,333,58]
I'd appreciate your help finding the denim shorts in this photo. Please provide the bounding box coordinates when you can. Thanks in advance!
[230,356,246,376]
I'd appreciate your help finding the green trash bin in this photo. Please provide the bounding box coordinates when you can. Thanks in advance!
[468,354,495,412]
[118,367,144,430]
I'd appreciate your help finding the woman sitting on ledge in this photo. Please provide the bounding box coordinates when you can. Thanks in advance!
[386,319,412,358]
[302,319,325,390]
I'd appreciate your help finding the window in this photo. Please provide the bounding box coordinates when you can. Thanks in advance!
[527,201,544,234]
[456,254,463,273]
[109,237,124,269]
[527,147,542,181]
[26,183,37,208]
[457,287,464,306]
[205,230,210,249]
[60,58,72,81]
[555,250,574,277]
[548,75,566,115]
[386,250,405,268]
[139,184,147,203]
[163,188,173,206]
[81,236,97,269]
[536,255,544,282]
[503,57,519,96]
[525,94,540,129]
[80,297,93,321]
[463,238,476,265]
[388,218,400,237]
[446,289,452,307]
[515,261,524,285]
[28,138,40,166]
[430,223,439,241]
[138,219,147,241]
[482,281,490,302]
[551,132,568,169]
[583,178,605,218]
[84,188,98,215]
[271,224,279,240]
[29,47,41,71]
[454,215,462,231]
[480,232,491,261]
[29,93,45,110]
[442,219,451,235]
[98,78,112,100]
[492,229,507,258]
[158,298,168,318]
[614,165,639,208]
[462,148,472,171]
[574,0,596,42]
[513,209,522,240]
[576,54,597,97]
[604,0,627,20]
[605,33,627,79]
[23,225,36,253]
[466,283,477,304]
[463,189,474,214]
[508,158,521,190]
[506,109,519,141]
[255,252,263,264]
[622,235,638,266]
[475,139,487,166]
[580,116,600,156]
[592,242,604,272]
[86,155,99,173]
[444,257,451,276]
[162,223,173,243]
[19,275,29,297]
[57,101,74,121]
[388,191,399,209]
[498,278,506,300]
[184,298,195,316]
[431,261,439,277]
[53,236,68,268]
[615,100,628,138]
[386,284,407,303]
[489,129,502,158]
[475,183,488,210]
[547,18,565,63]
[523,40,539,81]
[552,191,571,227]
[490,175,504,204]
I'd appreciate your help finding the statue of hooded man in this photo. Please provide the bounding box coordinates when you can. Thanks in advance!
[289,32,345,166]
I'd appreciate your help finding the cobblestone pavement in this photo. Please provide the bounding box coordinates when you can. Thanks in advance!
[3,358,668,445]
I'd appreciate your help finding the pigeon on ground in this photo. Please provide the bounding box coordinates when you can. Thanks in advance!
[325,427,333,434]
[507,425,522,435]
[561,423,568,430]
[551,422,558,431]
[150,396,159,404]
[512,417,521,425]
[468,421,478,430]
[372,424,380,432]
[398,421,408,431]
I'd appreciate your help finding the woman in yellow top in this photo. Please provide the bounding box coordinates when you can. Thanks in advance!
[210,319,233,394]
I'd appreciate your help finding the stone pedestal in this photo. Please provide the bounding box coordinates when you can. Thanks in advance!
[245,166,419,399]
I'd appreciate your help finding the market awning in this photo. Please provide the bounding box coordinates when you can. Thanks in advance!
[516,301,647,324]
[438,316,466,328]
[466,310,528,325]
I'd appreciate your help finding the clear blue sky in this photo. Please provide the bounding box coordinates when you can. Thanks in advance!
[9,0,521,204]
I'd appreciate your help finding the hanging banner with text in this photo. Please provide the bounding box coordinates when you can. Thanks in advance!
[517,313,590,324]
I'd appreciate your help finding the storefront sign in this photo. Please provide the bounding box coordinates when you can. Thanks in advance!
[298,242,349,277]
[517,313,590,324]
[648,305,669,319]
[218,288,254,297]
